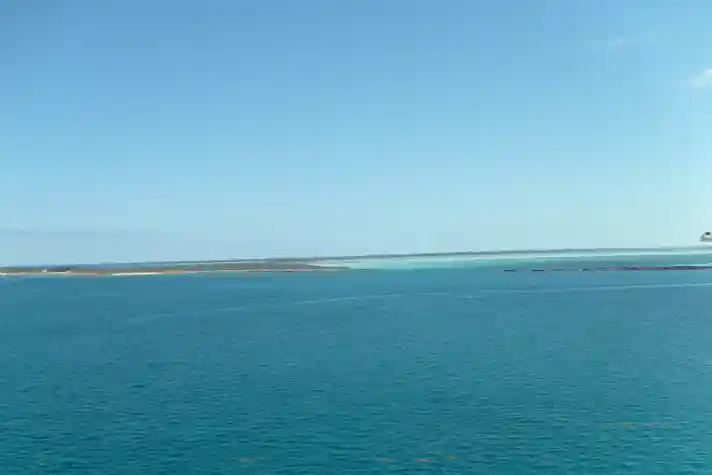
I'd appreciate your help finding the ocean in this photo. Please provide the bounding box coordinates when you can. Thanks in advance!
[3,250,712,474]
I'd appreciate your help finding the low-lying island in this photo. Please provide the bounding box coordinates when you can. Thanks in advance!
[0,261,346,276]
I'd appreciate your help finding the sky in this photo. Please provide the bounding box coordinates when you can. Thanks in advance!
[2,0,712,264]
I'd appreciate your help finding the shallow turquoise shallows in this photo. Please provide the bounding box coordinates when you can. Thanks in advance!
[3,254,712,474]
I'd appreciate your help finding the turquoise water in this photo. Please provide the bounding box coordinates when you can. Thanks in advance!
[315,248,712,269]
[3,253,712,473]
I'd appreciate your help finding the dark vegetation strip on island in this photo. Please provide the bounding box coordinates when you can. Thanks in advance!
[0,261,347,275]
[2,256,711,276]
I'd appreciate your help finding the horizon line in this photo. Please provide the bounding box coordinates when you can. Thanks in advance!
[3,244,710,268]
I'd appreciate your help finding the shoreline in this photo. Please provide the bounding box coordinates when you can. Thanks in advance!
[3,264,712,277]
[0,262,348,277]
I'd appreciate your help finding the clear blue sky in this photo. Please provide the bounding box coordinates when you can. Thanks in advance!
[2,0,712,264]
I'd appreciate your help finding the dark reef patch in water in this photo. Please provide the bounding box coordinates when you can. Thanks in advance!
[504,265,712,273]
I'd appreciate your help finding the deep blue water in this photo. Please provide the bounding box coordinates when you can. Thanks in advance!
[3,260,712,473]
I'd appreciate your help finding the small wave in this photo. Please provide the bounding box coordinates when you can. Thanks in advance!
[122,294,406,325]
[290,294,405,305]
